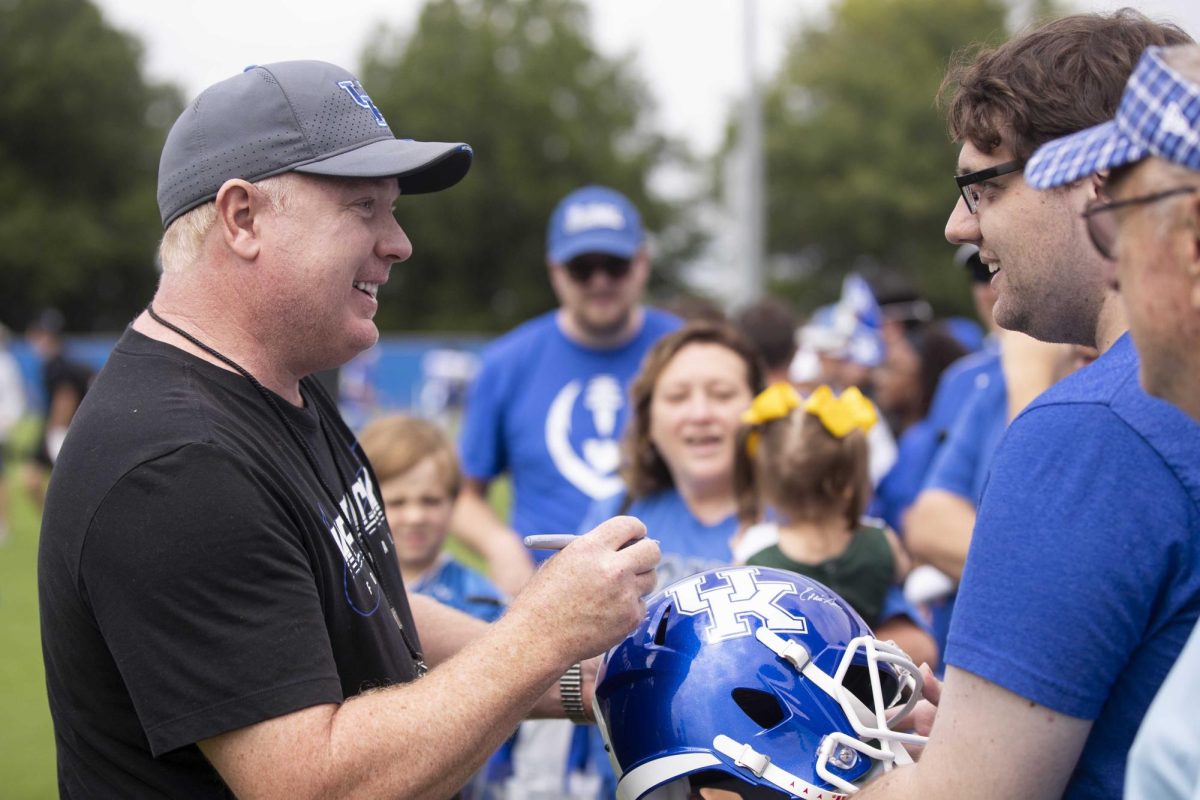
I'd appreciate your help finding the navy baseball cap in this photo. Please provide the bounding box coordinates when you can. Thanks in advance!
[1026,46,1200,190]
[157,60,473,228]
[546,185,644,264]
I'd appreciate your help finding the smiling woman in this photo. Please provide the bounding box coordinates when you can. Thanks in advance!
[577,320,766,591]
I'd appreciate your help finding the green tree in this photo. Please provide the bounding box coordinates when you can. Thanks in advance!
[0,0,182,331]
[755,0,1009,315]
[360,0,697,332]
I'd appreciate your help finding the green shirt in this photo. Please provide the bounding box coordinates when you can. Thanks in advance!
[745,523,894,627]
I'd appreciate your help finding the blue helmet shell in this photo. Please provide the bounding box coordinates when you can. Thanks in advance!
[595,566,924,799]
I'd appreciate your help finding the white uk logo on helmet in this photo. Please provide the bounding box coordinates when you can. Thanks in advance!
[668,567,810,643]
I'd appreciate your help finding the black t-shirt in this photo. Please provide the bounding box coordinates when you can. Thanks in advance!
[39,329,423,797]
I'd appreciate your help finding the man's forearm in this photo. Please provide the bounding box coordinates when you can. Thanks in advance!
[903,490,976,580]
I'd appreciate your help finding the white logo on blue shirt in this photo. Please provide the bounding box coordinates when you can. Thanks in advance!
[545,375,624,500]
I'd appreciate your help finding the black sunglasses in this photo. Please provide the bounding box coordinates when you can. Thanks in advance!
[955,159,1026,214]
[564,254,633,283]
[1082,186,1200,260]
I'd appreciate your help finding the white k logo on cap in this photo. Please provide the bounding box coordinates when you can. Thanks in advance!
[1160,102,1200,148]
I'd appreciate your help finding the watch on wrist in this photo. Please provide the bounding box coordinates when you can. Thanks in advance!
[559,662,588,724]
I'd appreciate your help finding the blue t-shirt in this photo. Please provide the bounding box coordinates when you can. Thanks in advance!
[871,345,1003,534]
[410,556,506,624]
[946,333,1200,798]
[925,374,1008,504]
[579,487,738,593]
[918,376,1009,667]
[459,309,680,559]
[871,420,942,534]
[924,344,1002,441]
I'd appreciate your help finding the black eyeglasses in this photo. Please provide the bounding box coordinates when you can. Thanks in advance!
[1082,186,1200,260]
[564,254,633,283]
[956,159,1026,214]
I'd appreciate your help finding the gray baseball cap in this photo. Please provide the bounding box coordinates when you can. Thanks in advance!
[157,60,473,228]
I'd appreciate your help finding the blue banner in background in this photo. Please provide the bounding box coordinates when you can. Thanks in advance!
[9,334,490,432]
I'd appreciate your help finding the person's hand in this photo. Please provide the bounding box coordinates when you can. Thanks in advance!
[889,662,941,761]
[509,516,660,665]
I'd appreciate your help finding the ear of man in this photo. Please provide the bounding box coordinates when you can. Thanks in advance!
[214,179,266,261]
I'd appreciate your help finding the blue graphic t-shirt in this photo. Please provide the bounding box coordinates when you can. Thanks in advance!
[410,555,506,624]
[459,309,680,554]
[947,333,1200,799]
[578,487,738,592]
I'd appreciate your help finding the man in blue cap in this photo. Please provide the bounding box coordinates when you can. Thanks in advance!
[453,185,678,798]
[455,185,680,596]
[37,62,659,798]
[1025,42,1200,800]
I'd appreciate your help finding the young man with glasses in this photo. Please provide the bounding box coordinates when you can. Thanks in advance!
[453,185,678,797]
[853,11,1200,800]
[1025,43,1200,799]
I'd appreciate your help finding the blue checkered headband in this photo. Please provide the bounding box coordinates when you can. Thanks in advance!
[1025,46,1200,190]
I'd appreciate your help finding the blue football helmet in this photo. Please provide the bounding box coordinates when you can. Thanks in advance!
[594,566,927,799]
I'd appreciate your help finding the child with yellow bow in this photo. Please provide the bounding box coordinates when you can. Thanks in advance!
[733,383,911,627]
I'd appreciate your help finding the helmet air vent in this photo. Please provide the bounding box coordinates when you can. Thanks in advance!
[731,688,786,730]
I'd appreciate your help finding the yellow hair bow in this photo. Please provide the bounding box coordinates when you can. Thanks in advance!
[741,382,801,458]
[741,383,877,457]
[802,385,878,438]
[741,381,802,427]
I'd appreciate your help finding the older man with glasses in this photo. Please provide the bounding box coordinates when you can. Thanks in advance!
[1025,42,1200,800]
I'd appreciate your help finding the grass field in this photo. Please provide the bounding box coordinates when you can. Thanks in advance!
[0,430,57,798]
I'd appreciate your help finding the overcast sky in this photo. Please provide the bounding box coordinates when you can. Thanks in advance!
[93,0,1200,157]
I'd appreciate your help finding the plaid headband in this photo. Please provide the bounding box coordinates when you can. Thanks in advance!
[1025,46,1200,190]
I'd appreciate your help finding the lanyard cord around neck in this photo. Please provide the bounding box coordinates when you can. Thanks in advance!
[144,304,427,675]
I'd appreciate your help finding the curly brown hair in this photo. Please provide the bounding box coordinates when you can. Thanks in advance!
[942,9,1191,160]
[621,321,767,499]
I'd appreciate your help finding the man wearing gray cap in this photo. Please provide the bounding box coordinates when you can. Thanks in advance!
[37,61,659,798]
[1025,42,1200,800]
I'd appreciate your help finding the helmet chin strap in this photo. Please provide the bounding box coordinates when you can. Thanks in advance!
[712,734,852,800]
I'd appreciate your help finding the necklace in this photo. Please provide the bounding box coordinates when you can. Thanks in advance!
[145,304,427,676]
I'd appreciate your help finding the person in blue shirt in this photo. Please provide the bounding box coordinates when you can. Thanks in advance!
[857,12,1198,800]
[579,320,765,592]
[1023,43,1200,800]
[869,323,966,533]
[454,185,680,599]
[359,415,506,623]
